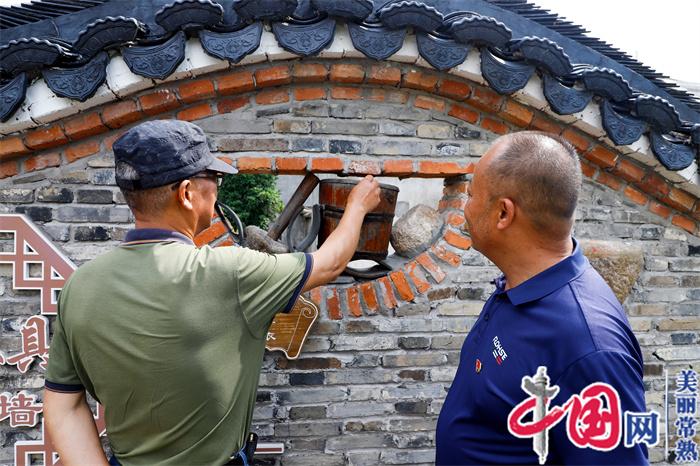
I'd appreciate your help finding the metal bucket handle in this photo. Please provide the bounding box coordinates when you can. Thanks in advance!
[215,201,246,245]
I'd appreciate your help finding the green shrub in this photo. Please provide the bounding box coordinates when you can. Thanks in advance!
[217,174,283,229]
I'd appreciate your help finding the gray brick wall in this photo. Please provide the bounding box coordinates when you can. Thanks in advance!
[0,92,698,465]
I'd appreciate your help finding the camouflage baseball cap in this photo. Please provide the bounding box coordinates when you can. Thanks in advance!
[113,119,236,190]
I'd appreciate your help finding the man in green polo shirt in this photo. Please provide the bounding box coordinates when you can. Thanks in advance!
[43,120,381,465]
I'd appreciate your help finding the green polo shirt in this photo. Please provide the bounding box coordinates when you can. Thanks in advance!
[46,229,310,465]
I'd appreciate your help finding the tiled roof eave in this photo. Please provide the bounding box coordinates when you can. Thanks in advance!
[0,0,698,175]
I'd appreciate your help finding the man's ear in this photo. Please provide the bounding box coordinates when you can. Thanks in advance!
[177,180,195,211]
[495,198,515,230]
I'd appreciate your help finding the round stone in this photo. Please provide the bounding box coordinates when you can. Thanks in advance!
[390,204,444,258]
[244,225,289,254]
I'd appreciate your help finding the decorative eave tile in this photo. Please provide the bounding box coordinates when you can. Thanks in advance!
[348,22,406,61]
[43,52,110,102]
[200,23,263,63]
[542,73,592,115]
[600,99,645,146]
[0,74,29,122]
[480,49,534,95]
[272,17,336,57]
[650,131,696,171]
[123,31,187,80]
[416,32,469,71]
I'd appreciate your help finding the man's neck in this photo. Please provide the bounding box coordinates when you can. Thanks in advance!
[496,238,574,290]
[134,218,196,242]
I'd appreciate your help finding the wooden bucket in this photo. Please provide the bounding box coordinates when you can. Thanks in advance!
[318,179,399,261]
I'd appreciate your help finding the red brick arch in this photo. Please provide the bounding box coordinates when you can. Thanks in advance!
[1,61,696,226]
[0,59,698,319]
[0,61,700,319]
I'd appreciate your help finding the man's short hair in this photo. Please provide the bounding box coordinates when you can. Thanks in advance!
[488,131,582,236]
[116,161,172,216]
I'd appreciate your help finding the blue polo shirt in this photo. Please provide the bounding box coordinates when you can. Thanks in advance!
[436,239,648,465]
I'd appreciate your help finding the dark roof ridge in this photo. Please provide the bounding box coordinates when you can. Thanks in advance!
[2,0,697,112]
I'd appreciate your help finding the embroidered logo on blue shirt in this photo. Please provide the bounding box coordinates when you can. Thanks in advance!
[492,335,508,365]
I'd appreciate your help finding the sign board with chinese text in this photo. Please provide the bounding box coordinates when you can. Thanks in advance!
[266,295,318,359]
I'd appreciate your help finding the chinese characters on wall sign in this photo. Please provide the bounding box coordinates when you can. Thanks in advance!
[0,214,79,465]
[0,315,50,373]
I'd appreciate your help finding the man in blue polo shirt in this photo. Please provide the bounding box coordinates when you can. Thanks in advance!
[436,131,648,464]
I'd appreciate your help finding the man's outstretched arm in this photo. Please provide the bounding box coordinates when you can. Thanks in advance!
[44,389,109,465]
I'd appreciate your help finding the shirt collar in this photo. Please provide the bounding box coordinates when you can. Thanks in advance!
[495,238,588,306]
[123,228,194,246]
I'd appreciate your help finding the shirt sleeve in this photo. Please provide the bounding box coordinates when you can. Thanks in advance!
[45,300,84,393]
[234,248,311,338]
[548,350,649,465]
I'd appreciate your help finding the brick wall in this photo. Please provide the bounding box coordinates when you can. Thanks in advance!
[0,59,698,464]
